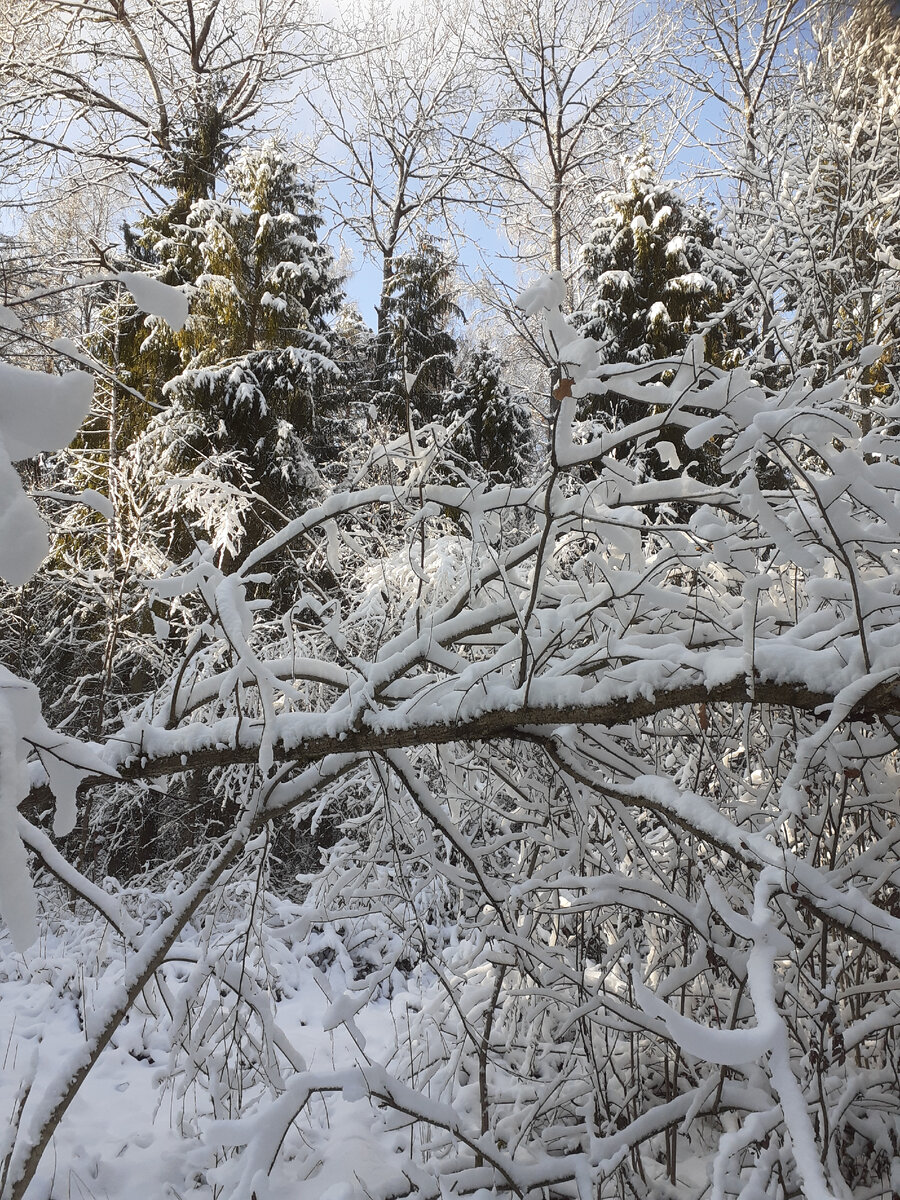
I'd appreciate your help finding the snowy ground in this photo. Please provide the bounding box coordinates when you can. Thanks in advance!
[0,902,728,1200]
[0,902,419,1200]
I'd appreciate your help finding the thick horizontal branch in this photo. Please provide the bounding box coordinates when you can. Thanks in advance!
[26,675,896,809]
[23,674,900,970]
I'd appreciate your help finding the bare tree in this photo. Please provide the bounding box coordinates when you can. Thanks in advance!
[23,175,123,340]
[0,0,311,211]
[726,0,900,385]
[470,0,658,287]
[670,0,826,195]
[302,0,483,332]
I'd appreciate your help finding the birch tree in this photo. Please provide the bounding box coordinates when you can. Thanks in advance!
[302,0,482,334]
[471,0,656,286]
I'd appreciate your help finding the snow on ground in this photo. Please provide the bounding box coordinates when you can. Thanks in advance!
[0,898,733,1200]
[0,899,425,1200]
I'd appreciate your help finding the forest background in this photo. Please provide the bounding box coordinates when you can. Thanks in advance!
[0,1,900,1197]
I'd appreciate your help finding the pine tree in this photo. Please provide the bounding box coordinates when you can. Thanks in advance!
[576,151,746,484]
[374,240,463,430]
[578,151,743,380]
[136,142,343,530]
[445,342,532,484]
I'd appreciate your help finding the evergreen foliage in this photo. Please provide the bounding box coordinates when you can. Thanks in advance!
[159,84,236,224]
[576,151,746,484]
[444,342,532,484]
[578,151,743,376]
[93,86,238,422]
[323,301,377,483]
[138,142,343,524]
[39,145,343,743]
[374,240,463,429]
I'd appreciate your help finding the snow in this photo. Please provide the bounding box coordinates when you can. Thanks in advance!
[859,342,883,367]
[0,304,22,331]
[3,221,900,1199]
[654,438,680,469]
[598,268,635,291]
[0,905,449,1199]
[0,360,94,583]
[634,969,773,1066]
[647,300,669,325]
[515,270,566,316]
[0,361,93,463]
[0,452,56,585]
[34,486,114,519]
[116,271,190,332]
[667,271,710,293]
[0,671,41,949]
[0,334,120,945]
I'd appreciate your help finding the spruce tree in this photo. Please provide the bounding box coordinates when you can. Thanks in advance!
[445,342,532,485]
[576,151,745,482]
[43,145,343,742]
[374,240,463,430]
[578,151,743,379]
[91,87,236,424]
[324,302,377,482]
[135,141,343,534]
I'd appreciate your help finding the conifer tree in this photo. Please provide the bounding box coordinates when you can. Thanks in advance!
[578,151,743,379]
[133,141,343,542]
[445,342,532,484]
[374,240,463,430]
[90,87,237,428]
[40,144,342,744]
[576,152,745,483]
